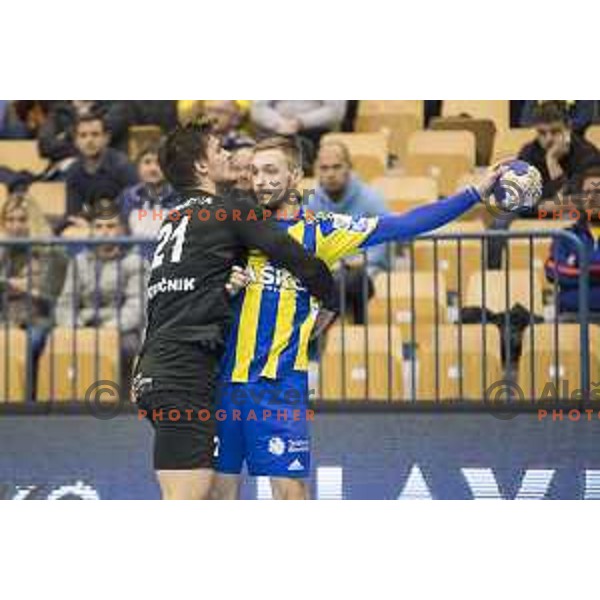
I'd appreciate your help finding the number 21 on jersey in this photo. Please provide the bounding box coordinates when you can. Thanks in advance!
[151,215,190,270]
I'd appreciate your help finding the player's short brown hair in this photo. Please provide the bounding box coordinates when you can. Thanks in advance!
[159,120,214,192]
[254,136,302,170]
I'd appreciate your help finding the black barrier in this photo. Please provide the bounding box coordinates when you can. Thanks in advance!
[0,227,593,414]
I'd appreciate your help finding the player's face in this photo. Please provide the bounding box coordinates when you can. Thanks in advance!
[536,121,569,151]
[317,145,351,196]
[252,149,300,208]
[201,135,232,184]
[4,206,29,238]
[230,147,254,191]
[138,152,164,185]
[75,119,109,159]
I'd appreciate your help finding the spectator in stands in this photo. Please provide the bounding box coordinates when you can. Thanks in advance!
[204,100,253,151]
[520,101,600,136]
[0,193,68,368]
[39,101,131,178]
[0,101,29,139]
[308,140,389,324]
[56,212,147,362]
[126,101,178,132]
[545,164,600,321]
[518,101,600,201]
[119,144,176,241]
[64,113,137,228]
[251,101,347,170]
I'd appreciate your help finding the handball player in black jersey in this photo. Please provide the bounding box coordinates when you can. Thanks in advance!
[133,122,338,500]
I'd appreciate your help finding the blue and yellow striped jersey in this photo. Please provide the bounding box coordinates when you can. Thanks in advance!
[220,210,379,383]
[219,187,481,383]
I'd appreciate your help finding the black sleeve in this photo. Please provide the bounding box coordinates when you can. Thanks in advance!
[228,200,339,311]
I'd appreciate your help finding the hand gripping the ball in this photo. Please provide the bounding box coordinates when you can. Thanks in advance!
[474,159,543,216]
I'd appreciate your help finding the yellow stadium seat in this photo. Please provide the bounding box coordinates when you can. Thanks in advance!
[356,112,422,165]
[442,101,510,131]
[357,101,424,123]
[417,324,504,401]
[37,328,121,402]
[128,125,163,161]
[405,130,476,196]
[0,140,48,174]
[518,324,600,401]
[0,328,27,403]
[585,125,600,150]
[492,128,536,163]
[319,325,404,401]
[321,132,389,181]
[411,221,486,293]
[465,269,545,315]
[367,271,448,339]
[371,175,438,212]
[430,116,496,166]
[507,219,572,270]
[502,237,553,272]
[28,182,66,220]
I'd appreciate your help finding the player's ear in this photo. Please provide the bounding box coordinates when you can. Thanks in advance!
[290,164,303,189]
[194,157,209,178]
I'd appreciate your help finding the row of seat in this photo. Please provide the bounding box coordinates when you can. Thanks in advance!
[318,323,596,402]
[0,328,120,403]
[0,321,590,403]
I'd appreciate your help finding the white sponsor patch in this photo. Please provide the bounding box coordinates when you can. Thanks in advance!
[268,437,286,456]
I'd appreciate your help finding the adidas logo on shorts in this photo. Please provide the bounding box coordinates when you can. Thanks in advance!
[287,458,304,472]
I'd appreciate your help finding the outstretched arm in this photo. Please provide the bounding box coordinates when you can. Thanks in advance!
[315,164,507,266]
[361,187,481,248]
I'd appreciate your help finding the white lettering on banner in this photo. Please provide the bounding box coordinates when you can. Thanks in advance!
[584,470,600,500]
[317,467,343,500]
[461,468,555,500]
[397,465,433,500]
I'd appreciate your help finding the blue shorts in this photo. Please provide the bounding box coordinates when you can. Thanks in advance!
[215,371,313,478]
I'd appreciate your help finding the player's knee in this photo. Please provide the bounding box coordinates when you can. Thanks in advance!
[157,469,214,500]
[271,478,309,500]
[210,475,241,500]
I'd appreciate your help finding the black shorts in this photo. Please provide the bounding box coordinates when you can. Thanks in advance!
[136,341,220,470]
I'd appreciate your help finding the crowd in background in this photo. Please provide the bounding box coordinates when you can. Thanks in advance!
[2,99,600,395]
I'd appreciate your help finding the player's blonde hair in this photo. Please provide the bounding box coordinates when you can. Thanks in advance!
[254,136,302,171]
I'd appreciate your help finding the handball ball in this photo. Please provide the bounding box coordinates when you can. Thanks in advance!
[492,160,543,213]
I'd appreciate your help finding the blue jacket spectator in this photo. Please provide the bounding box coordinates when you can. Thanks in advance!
[308,141,388,324]
[309,147,389,276]
[544,220,600,313]
[545,165,600,315]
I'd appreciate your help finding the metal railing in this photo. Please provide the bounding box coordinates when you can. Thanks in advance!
[0,230,593,414]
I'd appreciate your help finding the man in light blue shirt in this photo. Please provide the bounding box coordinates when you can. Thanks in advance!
[308,140,389,323]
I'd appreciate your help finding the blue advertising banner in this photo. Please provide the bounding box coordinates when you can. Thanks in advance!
[1,413,599,499]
